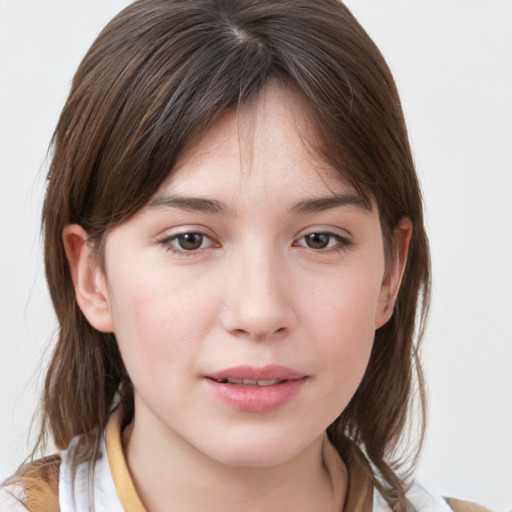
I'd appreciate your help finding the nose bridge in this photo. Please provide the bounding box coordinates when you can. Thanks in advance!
[222,239,294,339]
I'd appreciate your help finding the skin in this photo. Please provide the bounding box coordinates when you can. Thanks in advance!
[64,83,411,512]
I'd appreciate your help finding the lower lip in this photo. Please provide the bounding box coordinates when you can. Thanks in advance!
[204,378,306,413]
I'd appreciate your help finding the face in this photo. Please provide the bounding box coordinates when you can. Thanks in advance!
[77,83,404,468]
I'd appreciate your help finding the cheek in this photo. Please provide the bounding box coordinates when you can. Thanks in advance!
[106,267,222,379]
[306,266,383,337]
[317,296,375,374]
[301,270,382,400]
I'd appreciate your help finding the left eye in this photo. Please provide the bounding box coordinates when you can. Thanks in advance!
[163,232,214,252]
[296,232,346,250]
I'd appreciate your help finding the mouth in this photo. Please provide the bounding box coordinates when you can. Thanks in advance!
[204,365,307,413]
[208,377,290,387]
[205,365,306,385]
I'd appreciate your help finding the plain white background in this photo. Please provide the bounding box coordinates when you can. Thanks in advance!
[0,1,511,510]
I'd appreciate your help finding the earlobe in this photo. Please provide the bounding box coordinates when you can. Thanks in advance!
[375,217,413,328]
[62,224,114,333]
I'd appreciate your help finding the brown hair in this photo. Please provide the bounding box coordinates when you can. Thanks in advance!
[38,0,430,509]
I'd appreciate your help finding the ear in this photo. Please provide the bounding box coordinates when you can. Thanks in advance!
[375,217,413,328]
[62,224,114,333]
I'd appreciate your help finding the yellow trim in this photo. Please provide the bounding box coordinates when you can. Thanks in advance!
[105,408,147,512]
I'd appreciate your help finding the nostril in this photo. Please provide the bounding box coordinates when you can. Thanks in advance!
[229,326,288,340]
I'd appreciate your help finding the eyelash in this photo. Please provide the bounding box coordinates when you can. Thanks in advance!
[158,231,353,256]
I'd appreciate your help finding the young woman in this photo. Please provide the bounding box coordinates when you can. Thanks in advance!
[0,1,489,511]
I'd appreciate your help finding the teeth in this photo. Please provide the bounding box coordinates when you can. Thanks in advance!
[257,379,279,386]
[216,378,285,386]
[238,379,257,385]
[227,378,244,384]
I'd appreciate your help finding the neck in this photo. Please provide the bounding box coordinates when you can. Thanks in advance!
[123,407,347,512]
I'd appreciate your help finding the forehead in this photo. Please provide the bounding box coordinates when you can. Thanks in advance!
[159,82,361,205]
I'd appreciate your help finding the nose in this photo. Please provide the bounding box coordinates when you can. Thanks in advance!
[220,248,296,341]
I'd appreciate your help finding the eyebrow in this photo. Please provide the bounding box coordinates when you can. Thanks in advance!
[148,192,371,215]
[291,194,372,214]
[149,194,232,214]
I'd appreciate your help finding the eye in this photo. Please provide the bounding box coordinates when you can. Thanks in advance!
[295,232,352,251]
[161,232,217,253]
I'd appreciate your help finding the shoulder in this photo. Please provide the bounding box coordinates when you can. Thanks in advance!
[0,455,61,512]
[373,481,490,512]
[405,483,490,512]
[444,497,490,512]
[335,437,490,512]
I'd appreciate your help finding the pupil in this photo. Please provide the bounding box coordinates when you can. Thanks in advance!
[179,233,203,250]
[306,233,329,249]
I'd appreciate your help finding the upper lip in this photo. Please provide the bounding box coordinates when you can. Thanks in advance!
[205,365,306,382]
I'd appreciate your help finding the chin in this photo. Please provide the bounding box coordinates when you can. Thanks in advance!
[202,426,315,469]
[212,448,294,469]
